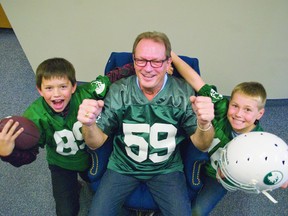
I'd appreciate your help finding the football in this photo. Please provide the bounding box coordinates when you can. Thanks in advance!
[0,116,40,150]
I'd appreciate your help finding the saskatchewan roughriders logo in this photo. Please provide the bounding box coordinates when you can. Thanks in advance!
[91,77,109,98]
[94,80,106,95]
[210,88,223,103]
[263,171,283,185]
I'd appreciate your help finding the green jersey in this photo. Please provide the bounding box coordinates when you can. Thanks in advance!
[97,75,197,179]
[198,84,264,178]
[23,76,110,171]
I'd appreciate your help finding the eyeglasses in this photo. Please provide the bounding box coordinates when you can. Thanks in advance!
[134,58,168,68]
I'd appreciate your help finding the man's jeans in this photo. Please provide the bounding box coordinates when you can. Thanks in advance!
[89,169,191,216]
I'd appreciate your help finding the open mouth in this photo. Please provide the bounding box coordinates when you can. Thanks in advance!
[52,99,65,111]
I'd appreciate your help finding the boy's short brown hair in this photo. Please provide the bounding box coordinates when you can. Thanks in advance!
[36,58,76,89]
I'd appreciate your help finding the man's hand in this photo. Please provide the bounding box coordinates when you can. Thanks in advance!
[0,120,23,156]
[77,99,104,126]
[77,99,107,149]
[190,95,214,128]
[190,95,214,151]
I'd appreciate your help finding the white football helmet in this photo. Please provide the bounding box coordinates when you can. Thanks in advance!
[216,131,288,203]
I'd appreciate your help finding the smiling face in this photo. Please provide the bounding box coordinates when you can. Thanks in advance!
[37,76,77,113]
[133,38,172,99]
[227,92,265,133]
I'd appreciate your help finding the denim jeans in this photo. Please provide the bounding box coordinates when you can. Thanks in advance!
[89,169,191,216]
[49,165,90,216]
[191,174,227,216]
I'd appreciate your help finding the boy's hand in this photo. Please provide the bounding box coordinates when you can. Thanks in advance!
[190,95,214,128]
[77,99,104,126]
[0,119,23,156]
[217,168,225,179]
[281,180,288,189]
[167,66,174,75]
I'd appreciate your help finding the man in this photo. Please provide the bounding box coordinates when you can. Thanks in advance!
[77,31,214,216]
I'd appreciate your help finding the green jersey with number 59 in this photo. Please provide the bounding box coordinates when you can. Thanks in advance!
[97,75,197,179]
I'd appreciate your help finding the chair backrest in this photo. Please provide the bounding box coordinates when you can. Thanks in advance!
[104,52,201,77]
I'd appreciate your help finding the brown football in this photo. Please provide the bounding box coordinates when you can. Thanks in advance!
[0,116,40,150]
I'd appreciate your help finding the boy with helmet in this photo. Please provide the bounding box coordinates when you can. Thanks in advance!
[171,52,288,215]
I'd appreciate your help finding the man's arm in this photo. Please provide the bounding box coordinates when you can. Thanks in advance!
[191,124,214,152]
[77,99,108,150]
[82,123,108,150]
[190,95,215,151]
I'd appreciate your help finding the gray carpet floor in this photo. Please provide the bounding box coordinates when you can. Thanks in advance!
[0,28,288,216]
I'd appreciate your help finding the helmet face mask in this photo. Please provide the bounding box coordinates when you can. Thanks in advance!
[217,149,263,194]
[216,132,288,203]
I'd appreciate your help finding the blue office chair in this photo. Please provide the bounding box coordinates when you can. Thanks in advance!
[88,52,209,212]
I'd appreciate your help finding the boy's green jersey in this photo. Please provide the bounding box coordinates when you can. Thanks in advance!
[23,76,110,171]
[198,84,264,178]
[96,75,198,180]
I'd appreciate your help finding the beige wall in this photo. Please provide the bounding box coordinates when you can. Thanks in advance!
[2,0,288,99]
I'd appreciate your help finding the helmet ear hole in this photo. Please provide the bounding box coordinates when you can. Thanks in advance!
[217,132,288,201]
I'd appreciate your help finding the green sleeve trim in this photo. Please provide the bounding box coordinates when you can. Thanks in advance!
[198,84,223,103]
[90,75,111,99]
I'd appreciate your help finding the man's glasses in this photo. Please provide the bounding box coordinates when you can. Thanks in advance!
[134,58,168,68]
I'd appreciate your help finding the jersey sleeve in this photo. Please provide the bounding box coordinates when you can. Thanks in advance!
[90,63,140,99]
[198,84,223,103]
[1,145,39,167]
[90,75,111,99]
[198,84,228,122]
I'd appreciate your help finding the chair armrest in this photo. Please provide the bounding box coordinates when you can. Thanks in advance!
[87,138,113,190]
[181,140,209,198]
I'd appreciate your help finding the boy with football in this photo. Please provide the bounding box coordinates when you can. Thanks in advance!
[0,57,112,216]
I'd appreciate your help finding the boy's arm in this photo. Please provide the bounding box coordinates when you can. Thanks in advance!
[91,63,135,99]
[0,119,39,167]
[105,63,135,83]
[171,51,205,92]
[281,180,288,189]
[0,119,22,156]
[1,146,39,167]
[171,51,224,104]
